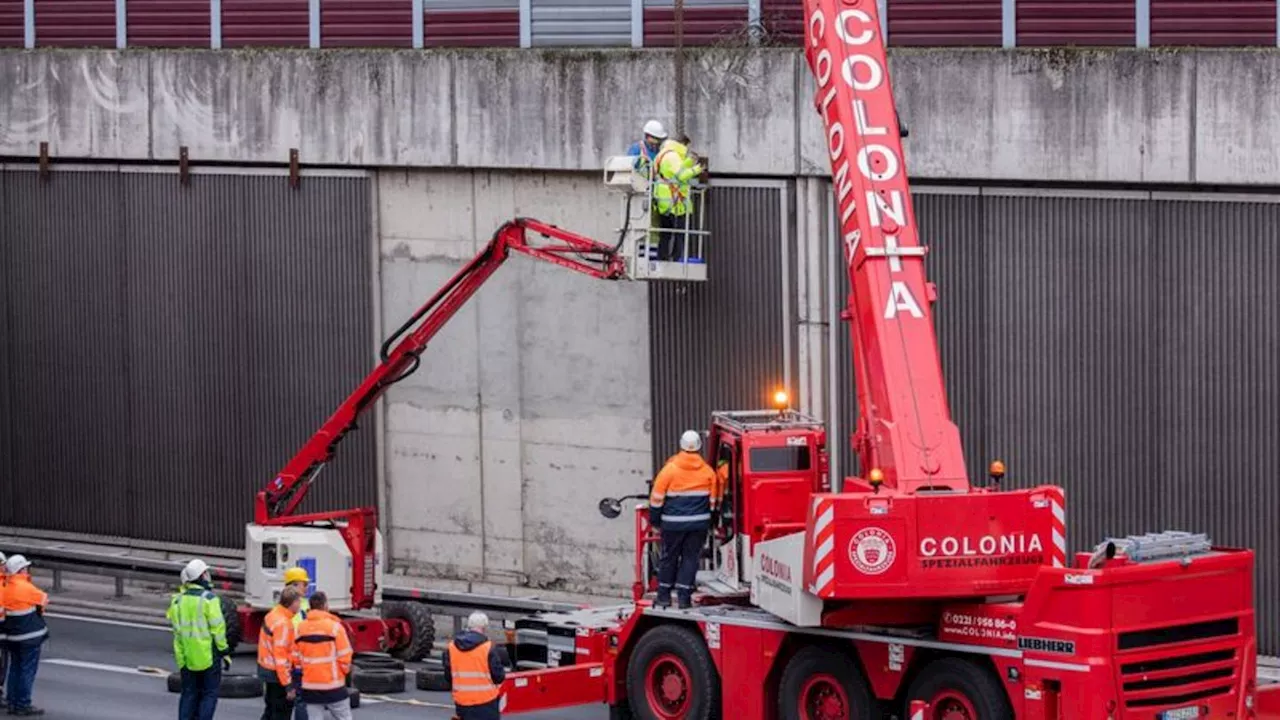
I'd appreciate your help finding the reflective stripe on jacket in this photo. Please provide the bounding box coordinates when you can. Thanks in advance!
[3,574,48,646]
[649,451,716,530]
[292,609,352,704]
[257,605,296,686]
[166,584,229,672]
[652,141,703,216]
[448,639,501,706]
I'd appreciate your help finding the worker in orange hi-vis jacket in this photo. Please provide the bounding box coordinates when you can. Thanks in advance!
[3,554,49,716]
[0,550,8,694]
[648,430,717,610]
[259,586,304,720]
[291,591,354,720]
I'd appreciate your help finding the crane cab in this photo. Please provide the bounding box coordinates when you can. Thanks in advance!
[704,405,830,594]
[603,154,709,282]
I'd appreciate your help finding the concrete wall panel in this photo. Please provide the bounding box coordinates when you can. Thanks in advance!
[6,47,1280,185]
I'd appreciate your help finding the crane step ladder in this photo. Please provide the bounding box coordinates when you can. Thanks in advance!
[603,155,709,282]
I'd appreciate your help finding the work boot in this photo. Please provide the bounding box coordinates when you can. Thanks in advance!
[12,708,44,716]
[677,597,693,610]
[654,595,671,610]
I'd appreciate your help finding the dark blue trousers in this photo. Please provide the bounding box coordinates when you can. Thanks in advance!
[656,527,707,605]
[178,664,222,720]
[4,643,41,711]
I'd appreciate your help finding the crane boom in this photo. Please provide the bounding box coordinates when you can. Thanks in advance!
[802,0,968,493]
[253,217,624,604]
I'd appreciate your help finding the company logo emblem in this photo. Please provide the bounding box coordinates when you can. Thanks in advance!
[848,527,896,575]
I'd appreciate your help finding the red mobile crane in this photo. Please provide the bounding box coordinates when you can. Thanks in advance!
[227,218,626,658]
[483,0,1263,718]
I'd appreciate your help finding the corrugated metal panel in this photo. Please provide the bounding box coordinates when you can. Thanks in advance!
[33,0,115,46]
[127,0,210,47]
[0,167,375,549]
[321,0,413,48]
[1152,0,1276,46]
[3,170,131,536]
[221,0,308,47]
[1016,0,1136,46]
[0,169,13,527]
[649,183,787,469]
[888,0,1003,46]
[644,1,748,47]
[1150,196,1280,655]
[531,0,631,47]
[835,186,1280,654]
[0,0,23,47]
[759,0,802,44]
[424,1,520,47]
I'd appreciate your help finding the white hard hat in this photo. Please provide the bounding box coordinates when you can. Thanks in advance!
[5,554,31,575]
[467,611,490,631]
[181,558,210,584]
[0,550,6,566]
[643,120,668,139]
[680,430,702,453]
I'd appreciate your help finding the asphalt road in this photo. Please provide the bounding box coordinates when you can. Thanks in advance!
[17,615,609,720]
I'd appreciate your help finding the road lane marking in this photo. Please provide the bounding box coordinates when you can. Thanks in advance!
[46,612,170,632]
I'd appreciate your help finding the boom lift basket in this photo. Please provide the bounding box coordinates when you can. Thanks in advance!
[604,155,709,282]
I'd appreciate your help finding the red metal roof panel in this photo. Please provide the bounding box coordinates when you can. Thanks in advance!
[221,0,309,47]
[128,0,210,48]
[1017,0,1136,46]
[33,0,115,47]
[760,0,802,44]
[423,9,519,47]
[644,6,749,47]
[1152,0,1276,46]
[322,0,412,48]
[0,0,22,47]
[888,0,1002,46]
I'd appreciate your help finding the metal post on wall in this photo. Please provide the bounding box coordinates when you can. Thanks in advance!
[674,0,685,135]
[1002,0,1016,47]
[412,0,424,48]
[115,0,126,48]
[877,0,887,43]
[23,0,34,48]
[308,0,320,48]
[519,0,532,47]
[631,0,644,47]
[210,0,222,48]
[1136,0,1151,47]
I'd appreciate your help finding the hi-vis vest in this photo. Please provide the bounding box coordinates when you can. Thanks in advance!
[2,574,48,646]
[448,640,501,706]
[0,572,7,643]
[258,605,296,685]
[293,610,353,693]
[652,142,701,216]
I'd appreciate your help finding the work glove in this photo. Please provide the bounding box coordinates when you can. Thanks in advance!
[221,656,232,672]
[709,508,721,527]
[647,505,662,527]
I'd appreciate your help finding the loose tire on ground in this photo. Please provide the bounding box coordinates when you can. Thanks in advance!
[380,601,436,662]
[626,624,720,720]
[904,656,1013,720]
[351,667,407,694]
[353,654,406,671]
[220,595,244,652]
[777,645,876,720]
[166,671,263,699]
[416,667,451,692]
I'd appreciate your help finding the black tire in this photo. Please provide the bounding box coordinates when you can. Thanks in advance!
[904,656,1013,720]
[220,673,264,699]
[353,654,406,671]
[496,645,513,670]
[380,601,436,662]
[777,645,876,720]
[352,667,407,694]
[348,688,361,709]
[609,703,636,720]
[220,595,244,652]
[167,670,263,698]
[626,624,719,720]
[416,668,451,692]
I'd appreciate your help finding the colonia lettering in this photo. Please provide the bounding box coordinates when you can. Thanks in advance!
[920,534,1045,557]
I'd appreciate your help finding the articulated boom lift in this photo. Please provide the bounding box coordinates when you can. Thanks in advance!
[491,1,1262,718]
[233,218,628,658]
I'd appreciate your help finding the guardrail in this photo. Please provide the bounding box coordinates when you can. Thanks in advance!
[5,539,580,623]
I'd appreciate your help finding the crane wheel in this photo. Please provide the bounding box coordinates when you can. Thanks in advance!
[626,624,719,720]
[903,657,1013,720]
[220,595,244,652]
[380,600,436,662]
[777,645,876,720]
